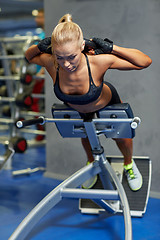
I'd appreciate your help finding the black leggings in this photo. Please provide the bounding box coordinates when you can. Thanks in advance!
[79,81,121,120]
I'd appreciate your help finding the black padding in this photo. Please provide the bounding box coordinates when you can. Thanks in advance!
[52,103,134,118]
[97,103,135,138]
[97,103,134,118]
[51,103,135,138]
[52,103,73,112]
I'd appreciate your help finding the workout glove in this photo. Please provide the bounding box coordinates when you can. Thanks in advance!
[84,38,97,52]
[92,37,113,54]
[37,37,52,54]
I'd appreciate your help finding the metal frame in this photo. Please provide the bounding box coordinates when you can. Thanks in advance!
[9,158,132,240]
[9,111,139,240]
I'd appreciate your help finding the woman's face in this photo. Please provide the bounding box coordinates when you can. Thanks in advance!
[53,41,84,72]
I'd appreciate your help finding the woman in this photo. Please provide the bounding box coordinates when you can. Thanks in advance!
[25,14,152,191]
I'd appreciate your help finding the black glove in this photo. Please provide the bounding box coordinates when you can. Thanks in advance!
[37,37,52,54]
[92,37,113,54]
[84,38,97,52]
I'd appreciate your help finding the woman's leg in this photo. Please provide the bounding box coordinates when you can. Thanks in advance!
[81,137,97,188]
[81,136,142,191]
[113,138,133,165]
[81,137,94,162]
[113,138,142,191]
[81,137,133,165]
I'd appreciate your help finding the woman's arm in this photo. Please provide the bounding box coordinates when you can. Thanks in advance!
[25,45,45,66]
[25,44,52,67]
[25,37,53,67]
[110,45,152,70]
[91,38,152,70]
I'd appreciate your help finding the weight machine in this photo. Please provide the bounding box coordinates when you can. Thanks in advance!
[9,103,151,240]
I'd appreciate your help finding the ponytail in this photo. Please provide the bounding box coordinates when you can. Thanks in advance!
[58,13,72,23]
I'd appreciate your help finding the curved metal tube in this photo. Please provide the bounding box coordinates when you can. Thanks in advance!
[99,155,132,240]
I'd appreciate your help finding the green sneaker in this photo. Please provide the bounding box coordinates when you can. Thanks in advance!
[124,159,143,191]
[82,161,98,189]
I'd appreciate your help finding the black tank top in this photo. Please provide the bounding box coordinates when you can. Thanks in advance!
[54,53,103,105]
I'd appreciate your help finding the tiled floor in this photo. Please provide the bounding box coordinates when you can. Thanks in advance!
[0,146,160,240]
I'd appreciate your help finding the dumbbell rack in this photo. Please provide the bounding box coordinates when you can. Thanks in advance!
[0,36,46,170]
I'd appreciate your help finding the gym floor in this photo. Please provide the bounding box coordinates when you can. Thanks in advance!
[0,145,160,240]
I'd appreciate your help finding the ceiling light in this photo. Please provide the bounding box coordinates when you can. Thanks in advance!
[32,9,38,17]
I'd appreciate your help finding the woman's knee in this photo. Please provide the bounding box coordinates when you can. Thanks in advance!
[112,138,124,143]
[112,138,133,145]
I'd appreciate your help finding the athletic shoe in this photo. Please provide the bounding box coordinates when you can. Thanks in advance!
[82,161,98,189]
[124,159,143,191]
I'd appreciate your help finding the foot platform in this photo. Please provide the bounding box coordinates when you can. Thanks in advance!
[79,156,151,217]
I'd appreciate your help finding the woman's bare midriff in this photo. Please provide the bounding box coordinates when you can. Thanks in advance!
[67,83,112,113]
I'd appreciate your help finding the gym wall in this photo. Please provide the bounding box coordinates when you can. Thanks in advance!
[44,0,160,196]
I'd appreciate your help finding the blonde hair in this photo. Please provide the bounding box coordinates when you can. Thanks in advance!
[58,13,72,23]
[51,14,84,51]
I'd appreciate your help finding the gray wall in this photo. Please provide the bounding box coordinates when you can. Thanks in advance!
[44,0,160,194]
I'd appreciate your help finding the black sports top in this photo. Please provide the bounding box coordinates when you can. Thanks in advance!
[54,53,103,105]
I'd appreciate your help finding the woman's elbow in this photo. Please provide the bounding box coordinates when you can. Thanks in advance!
[24,45,40,64]
[136,57,152,70]
[143,56,152,68]
[25,49,32,63]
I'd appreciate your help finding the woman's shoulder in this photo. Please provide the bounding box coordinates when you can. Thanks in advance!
[42,55,57,80]
[87,53,113,70]
[39,54,56,72]
[88,53,112,63]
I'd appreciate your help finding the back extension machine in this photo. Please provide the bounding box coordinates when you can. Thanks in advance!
[9,103,151,240]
